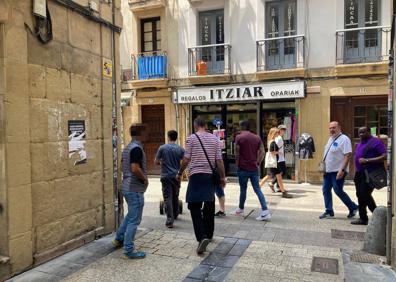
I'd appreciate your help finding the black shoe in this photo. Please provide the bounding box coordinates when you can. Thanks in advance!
[347,208,358,219]
[214,211,226,217]
[196,238,210,255]
[351,218,368,225]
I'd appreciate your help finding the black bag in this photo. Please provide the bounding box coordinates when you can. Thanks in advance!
[362,138,387,190]
[194,133,221,187]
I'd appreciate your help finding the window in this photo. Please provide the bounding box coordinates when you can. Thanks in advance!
[141,17,161,52]
[353,104,388,138]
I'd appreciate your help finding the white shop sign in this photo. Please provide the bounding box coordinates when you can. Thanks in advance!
[174,81,305,104]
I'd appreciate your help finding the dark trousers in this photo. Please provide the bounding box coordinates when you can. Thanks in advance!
[161,177,180,224]
[188,201,215,242]
[354,171,377,222]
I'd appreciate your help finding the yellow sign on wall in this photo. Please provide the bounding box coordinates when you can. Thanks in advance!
[103,59,113,78]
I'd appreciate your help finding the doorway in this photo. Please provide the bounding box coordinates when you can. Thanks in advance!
[141,104,165,175]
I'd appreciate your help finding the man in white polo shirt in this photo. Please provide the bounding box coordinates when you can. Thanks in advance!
[319,121,358,219]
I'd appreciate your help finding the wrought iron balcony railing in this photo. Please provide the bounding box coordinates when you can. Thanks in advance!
[188,44,231,76]
[336,26,391,64]
[122,51,167,82]
[256,35,305,71]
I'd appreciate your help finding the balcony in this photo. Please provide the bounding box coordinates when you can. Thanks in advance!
[122,51,168,89]
[336,26,391,65]
[256,35,305,77]
[128,0,166,12]
[188,44,231,84]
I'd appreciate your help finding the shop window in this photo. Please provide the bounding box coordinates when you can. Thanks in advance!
[343,0,381,63]
[141,17,161,52]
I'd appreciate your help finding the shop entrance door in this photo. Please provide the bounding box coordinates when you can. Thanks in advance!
[331,96,387,179]
[142,105,165,175]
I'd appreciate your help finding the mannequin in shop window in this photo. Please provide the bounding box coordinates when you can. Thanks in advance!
[298,133,316,159]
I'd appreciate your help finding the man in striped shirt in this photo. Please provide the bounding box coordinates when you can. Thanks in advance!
[176,117,226,255]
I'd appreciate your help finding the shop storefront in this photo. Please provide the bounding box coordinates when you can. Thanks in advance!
[173,81,305,178]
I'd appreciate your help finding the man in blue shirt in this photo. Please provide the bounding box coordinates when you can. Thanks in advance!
[155,130,185,228]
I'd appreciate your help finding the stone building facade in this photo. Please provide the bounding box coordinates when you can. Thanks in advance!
[0,0,122,279]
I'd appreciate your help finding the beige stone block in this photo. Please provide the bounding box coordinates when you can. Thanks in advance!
[46,68,71,101]
[102,80,113,107]
[30,142,69,182]
[34,220,62,252]
[72,0,89,6]
[100,2,112,23]
[101,28,112,61]
[103,139,113,170]
[9,232,33,273]
[104,169,113,204]
[5,26,27,63]
[32,181,56,227]
[113,0,121,9]
[8,184,32,237]
[47,1,68,43]
[5,63,28,100]
[87,105,102,140]
[114,8,122,28]
[0,1,9,23]
[104,203,115,233]
[5,97,30,143]
[71,49,101,78]
[5,143,31,187]
[103,106,112,139]
[54,172,102,219]
[27,33,61,69]
[71,74,101,105]
[68,11,100,55]
[9,7,25,28]
[60,44,73,73]
[28,64,46,99]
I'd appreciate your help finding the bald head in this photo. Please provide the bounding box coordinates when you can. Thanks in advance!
[329,121,341,137]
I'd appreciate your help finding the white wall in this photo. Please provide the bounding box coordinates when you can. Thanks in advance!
[170,0,394,78]
[120,0,133,69]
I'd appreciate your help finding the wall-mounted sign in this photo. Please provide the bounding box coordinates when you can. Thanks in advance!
[174,81,305,104]
[103,58,112,78]
[68,120,87,166]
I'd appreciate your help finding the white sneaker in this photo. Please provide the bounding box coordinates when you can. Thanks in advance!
[231,208,244,216]
[256,210,271,221]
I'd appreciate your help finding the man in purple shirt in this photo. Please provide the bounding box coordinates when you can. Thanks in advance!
[352,126,386,225]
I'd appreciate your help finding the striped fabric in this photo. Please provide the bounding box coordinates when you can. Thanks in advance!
[184,132,222,177]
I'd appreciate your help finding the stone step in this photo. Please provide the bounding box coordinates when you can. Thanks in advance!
[0,255,9,264]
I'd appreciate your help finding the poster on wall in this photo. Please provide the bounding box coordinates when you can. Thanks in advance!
[68,120,87,166]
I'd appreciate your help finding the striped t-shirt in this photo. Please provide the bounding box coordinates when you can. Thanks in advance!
[184,131,222,176]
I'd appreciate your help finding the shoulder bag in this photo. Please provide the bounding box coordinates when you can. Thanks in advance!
[318,134,343,173]
[194,133,221,187]
[265,141,278,168]
[362,138,387,190]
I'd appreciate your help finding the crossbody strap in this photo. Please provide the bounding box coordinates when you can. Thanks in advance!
[323,134,343,161]
[194,133,215,172]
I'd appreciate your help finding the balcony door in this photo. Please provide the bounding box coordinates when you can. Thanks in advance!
[199,10,225,74]
[344,0,381,63]
[265,0,297,70]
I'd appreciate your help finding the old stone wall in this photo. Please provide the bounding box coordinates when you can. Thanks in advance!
[0,0,122,279]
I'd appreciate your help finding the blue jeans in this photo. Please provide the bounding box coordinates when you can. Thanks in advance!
[322,172,357,214]
[237,169,268,211]
[115,191,144,254]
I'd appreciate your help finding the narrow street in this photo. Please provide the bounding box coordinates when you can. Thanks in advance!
[10,178,394,282]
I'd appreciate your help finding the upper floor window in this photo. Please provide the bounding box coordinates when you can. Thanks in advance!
[141,17,161,52]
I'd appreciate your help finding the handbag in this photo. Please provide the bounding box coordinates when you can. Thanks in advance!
[362,138,387,190]
[318,134,343,173]
[194,133,221,187]
[264,152,277,168]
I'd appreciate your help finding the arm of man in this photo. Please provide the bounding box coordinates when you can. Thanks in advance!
[337,138,352,180]
[215,140,226,188]
[154,147,162,165]
[358,141,387,164]
[257,141,265,166]
[130,147,148,185]
[176,156,190,182]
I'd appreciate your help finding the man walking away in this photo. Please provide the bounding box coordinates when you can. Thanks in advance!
[352,126,386,225]
[232,120,271,221]
[155,130,185,228]
[319,121,358,219]
[113,124,148,259]
[176,117,226,255]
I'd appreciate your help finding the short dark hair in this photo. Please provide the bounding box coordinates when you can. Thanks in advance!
[239,120,250,131]
[167,130,178,141]
[194,117,206,128]
[129,123,146,137]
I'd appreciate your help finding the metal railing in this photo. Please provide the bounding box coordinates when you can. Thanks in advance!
[188,44,231,76]
[256,35,305,71]
[122,51,167,81]
[336,26,391,64]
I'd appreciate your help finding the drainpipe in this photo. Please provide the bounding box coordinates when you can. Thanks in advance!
[387,47,394,266]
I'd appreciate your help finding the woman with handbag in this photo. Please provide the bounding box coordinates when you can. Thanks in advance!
[352,126,387,225]
[260,127,278,191]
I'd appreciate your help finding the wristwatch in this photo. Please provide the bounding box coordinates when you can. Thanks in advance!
[365,158,369,163]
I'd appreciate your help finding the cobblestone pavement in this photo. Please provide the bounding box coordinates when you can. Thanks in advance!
[10,178,393,281]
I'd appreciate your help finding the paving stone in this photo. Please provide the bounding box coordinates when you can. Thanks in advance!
[222,237,238,245]
[8,270,63,282]
[212,243,235,255]
[33,257,85,278]
[228,244,249,257]
[202,252,227,266]
[187,264,213,280]
[207,266,232,282]
[235,239,251,246]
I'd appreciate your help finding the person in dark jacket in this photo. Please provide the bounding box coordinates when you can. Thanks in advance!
[351,126,386,225]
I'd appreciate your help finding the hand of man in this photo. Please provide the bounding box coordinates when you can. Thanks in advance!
[143,178,149,187]
[336,170,345,180]
[220,178,226,188]
[176,174,182,182]
[358,158,368,164]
